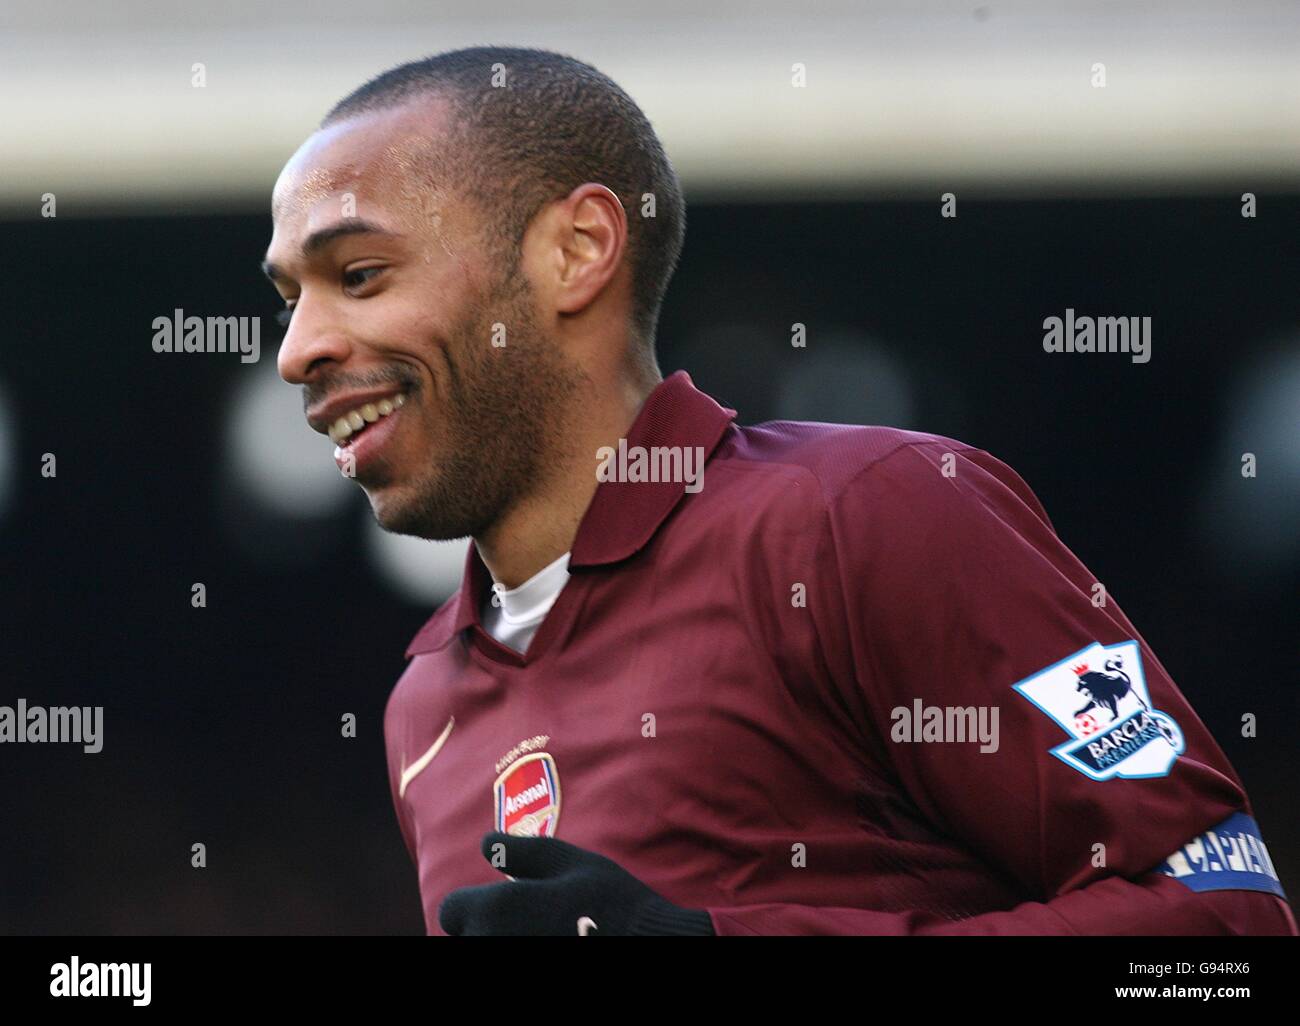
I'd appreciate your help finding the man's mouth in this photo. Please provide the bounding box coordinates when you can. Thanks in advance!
[327,393,407,446]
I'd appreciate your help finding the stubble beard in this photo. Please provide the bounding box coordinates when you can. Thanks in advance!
[371,267,588,542]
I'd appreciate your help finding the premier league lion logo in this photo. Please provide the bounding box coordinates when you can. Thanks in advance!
[1072,654,1177,745]
[1014,641,1185,781]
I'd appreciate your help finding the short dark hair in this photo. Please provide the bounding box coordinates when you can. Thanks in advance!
[323,46,685,355]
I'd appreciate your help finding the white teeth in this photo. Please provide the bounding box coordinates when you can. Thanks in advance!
[326,393,405,445]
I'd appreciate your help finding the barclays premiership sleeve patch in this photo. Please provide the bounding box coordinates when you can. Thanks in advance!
[1156,812,1287,899]
[1012,640,1185,781]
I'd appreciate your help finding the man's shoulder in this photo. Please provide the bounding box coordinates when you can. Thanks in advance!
[720,419,979,497]
[716,418,1052,533]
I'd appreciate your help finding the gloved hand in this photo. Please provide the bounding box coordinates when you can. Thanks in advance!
[438,831,715,936]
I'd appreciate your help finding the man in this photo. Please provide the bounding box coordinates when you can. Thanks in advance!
[264,47,1295,936]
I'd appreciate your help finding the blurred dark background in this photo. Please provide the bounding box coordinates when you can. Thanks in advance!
[1,195,1295,933]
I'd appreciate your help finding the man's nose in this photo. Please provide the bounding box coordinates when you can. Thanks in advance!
[276,301,353,384]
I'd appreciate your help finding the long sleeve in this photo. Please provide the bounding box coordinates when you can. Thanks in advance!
[707,870,1297,936]
[735,440,1296,936]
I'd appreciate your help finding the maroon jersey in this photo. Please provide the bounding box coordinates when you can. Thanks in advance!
[384,370,1295,935]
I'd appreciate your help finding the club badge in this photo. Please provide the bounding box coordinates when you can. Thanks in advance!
[494,752,562,837]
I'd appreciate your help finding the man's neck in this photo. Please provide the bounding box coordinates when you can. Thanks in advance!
[475,373,657,589]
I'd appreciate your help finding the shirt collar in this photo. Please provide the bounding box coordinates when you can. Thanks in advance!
[405,370,737,657]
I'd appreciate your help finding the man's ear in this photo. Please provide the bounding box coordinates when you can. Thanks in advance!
[536,182,628,317]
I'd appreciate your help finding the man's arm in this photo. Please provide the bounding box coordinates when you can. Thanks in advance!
[706,872,1297,936]
[437,829,1295,936]
[779,439,1296,936]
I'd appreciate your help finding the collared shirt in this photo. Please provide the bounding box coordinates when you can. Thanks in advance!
[384,370,1294,935]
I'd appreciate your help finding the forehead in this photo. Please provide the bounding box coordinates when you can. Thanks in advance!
[271,97,463,239]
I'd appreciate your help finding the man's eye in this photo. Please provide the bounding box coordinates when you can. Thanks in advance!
[344,266,383,290]
[275,306,295,327]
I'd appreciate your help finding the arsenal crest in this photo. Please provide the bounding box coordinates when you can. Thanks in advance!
[494,752,561,837]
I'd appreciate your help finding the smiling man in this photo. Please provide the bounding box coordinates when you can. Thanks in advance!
[264,46,1295,936]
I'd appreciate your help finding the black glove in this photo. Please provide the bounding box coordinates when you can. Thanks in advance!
[438,831,715,936]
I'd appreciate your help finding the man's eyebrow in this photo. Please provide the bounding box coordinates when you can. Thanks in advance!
[260,220,403,280]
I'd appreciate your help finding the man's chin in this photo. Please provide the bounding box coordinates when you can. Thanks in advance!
[365,484,480,542]
[365,486,421,536]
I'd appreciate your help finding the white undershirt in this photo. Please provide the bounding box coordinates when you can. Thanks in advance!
[480,550,572,654]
